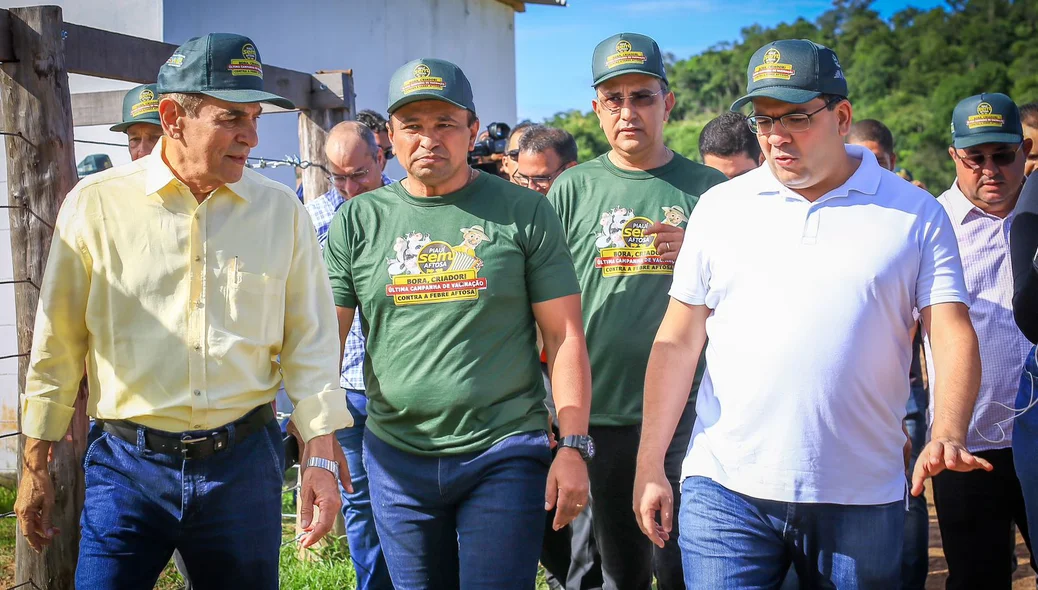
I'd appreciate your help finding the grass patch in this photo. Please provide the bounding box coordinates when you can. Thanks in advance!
[0,486,15,588]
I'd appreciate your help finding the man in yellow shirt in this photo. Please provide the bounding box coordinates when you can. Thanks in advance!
[13,33,351,589]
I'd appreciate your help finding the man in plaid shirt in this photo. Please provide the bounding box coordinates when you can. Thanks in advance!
[305,120,392,589]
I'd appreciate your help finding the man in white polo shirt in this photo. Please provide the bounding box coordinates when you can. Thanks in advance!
[633,39,990,589]
[928,93,1036,590]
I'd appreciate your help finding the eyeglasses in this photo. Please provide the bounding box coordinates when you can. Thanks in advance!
[505,149,520,161]
[382,146,395,161]
[747,98,842,134]
[597,89,666,114]
[512,164,566,188]
[327,169,371,186]
[953,145,1021,170]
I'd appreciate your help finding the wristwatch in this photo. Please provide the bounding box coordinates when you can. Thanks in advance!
[558,435,596,463]
[306,456,340,479]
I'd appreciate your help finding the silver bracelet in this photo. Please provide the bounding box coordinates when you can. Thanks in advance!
[306,456,339,480]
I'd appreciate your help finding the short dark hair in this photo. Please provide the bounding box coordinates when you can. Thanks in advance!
[698,112,761,162]
[518,125,578,166]
[847,119,894,155]
[507,120,535,147]
[356,109,388,133]
[1021,102,1038,128]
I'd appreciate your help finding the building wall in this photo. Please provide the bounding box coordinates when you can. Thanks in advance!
[0,0,517,475]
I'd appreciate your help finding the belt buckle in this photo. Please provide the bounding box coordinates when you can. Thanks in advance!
[180,433,212,458]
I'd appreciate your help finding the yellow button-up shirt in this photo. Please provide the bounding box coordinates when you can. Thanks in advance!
[22,142,351,442]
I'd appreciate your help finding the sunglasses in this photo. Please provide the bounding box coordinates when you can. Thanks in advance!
[382,146,395,161]
[953,145,1021,170]
[597,89,666,114]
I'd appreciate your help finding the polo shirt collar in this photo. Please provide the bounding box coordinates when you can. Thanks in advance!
[755,144,881,202]
[144,137,252,202]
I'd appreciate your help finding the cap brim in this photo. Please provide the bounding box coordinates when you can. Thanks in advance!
[730,87,823,111]
[201,89,295,110]
[953,132,1024,149]
[592,70,667,88]
[388,93,472,115]
[109,119,161,133]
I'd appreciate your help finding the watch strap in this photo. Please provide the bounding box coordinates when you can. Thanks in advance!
[306,456,340,479]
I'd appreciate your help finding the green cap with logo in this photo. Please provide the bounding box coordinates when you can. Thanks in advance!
[731,39,848,111]
[387,58,475,115]
[950,93,1023,149]
[156,33,294,109]
[591,33,667,87]
[110,83,161,133]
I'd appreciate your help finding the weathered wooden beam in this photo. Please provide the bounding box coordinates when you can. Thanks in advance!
[0,6,84,589]
[298,70,354,203]
[0,7,315,110]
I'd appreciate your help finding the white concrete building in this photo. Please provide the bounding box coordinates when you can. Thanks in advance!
[0,0,563,476]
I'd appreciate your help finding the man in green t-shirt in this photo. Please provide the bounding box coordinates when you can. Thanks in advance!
[545,33,726,590]
[324,58,594,589]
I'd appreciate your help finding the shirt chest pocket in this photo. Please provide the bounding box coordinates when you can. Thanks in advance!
[224,271,286,344]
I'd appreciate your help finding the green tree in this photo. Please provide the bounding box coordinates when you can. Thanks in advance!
[542,0,1038,189]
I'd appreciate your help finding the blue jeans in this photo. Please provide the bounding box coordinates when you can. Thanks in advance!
[336,392,393,590]
[76,415,284,590]
[1014,345,1038,559]
[902,385,929,590]
[363,429,552,589]
[680,476,904,590]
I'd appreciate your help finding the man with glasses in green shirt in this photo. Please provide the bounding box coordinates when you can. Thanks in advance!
[546,32,725,589]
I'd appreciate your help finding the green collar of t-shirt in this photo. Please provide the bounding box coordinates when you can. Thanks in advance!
[599,150,682,181]
[389,170,489,207]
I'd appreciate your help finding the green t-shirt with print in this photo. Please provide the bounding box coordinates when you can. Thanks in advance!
[546,152,726,426]
[324,171,580,455]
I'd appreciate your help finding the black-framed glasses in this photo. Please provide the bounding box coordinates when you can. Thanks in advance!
[747,97,842,134]
[512,164,566,188]
[597,89,666,114]
[952,144,1021,170]
[382,146,395,161]
[505,149,520,161]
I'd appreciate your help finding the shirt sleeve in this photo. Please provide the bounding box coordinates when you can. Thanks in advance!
[916,201,969,311]
[669,189,717,307]
[1012,175,1038,342]
[525,198,580,303]
[324,206,358,309]
[279,201,352,442]
[22,190,92,441]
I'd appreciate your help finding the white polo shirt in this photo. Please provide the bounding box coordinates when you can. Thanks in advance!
[671,145,968,505]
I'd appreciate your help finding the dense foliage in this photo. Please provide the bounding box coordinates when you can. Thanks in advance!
[547,0,1038,190]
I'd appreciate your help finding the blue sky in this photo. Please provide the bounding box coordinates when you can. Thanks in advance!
[515,0,946,122]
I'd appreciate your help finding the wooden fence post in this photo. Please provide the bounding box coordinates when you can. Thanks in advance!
[0,5,85,589]
[297,70,355,203]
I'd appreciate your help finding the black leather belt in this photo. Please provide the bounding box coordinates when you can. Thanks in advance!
[99,404,275,460]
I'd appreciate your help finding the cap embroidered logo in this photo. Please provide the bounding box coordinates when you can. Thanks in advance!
[606,39,647,69]
[401,63,446,95]
[228,44,263,78]
[753,48,795,82]
[967,102,1005,129]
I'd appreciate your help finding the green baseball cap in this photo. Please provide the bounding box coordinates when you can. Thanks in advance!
[156,33,294,109]
[591,33,667,87]
[109,84,161,133]
[387,58,475,115]
[951,93,1023,149]
[731,39,848,111]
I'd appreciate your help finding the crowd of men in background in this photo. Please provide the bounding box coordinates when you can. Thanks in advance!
[11,26,1038,590]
